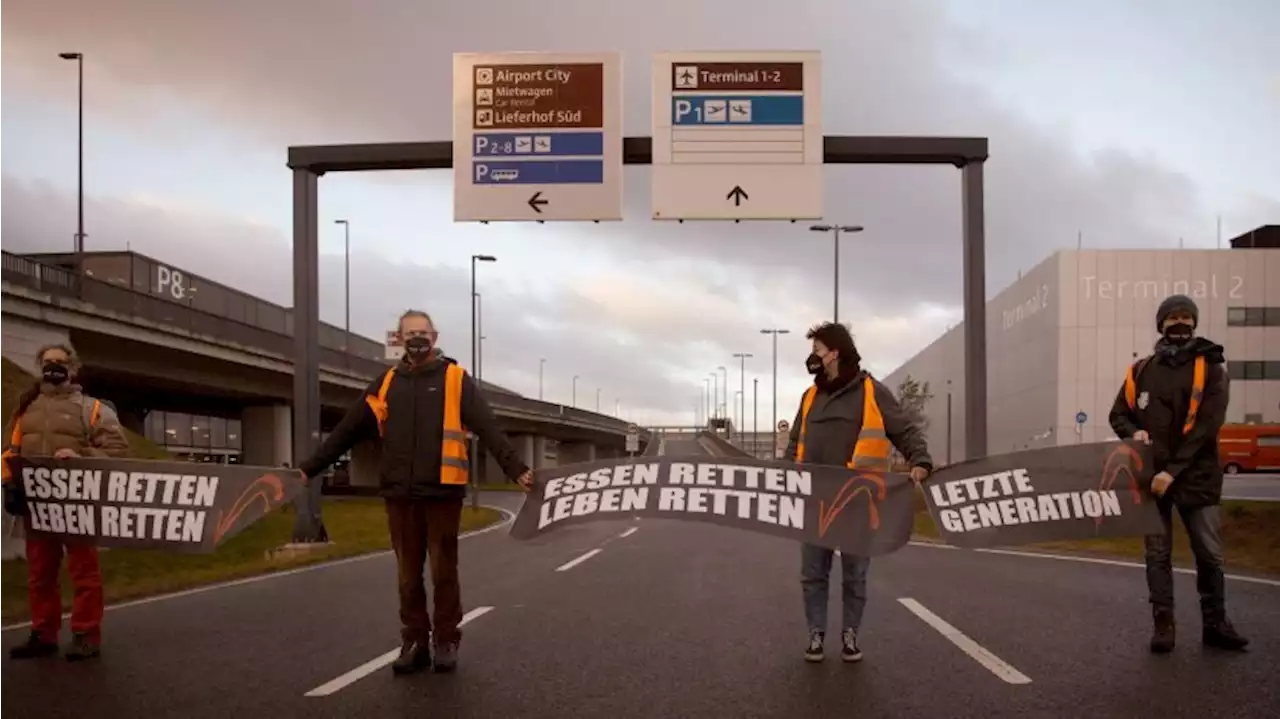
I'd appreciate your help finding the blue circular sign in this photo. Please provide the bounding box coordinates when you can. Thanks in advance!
[1075,411,1088,424]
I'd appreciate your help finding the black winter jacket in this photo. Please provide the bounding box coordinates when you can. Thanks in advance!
[1108,337,1229,507]
[299,352,529,500]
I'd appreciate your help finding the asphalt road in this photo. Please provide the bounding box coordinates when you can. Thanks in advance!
[4,442,1278,718]
[1224,474,1280,502]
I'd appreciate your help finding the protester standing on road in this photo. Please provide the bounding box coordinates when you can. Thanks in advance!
[1108,294,1249,654]
[1,344,130,662]
[783,322,933,663]
[299,310,534,676]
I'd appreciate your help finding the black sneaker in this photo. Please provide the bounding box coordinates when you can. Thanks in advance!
[1203,619,1249,651]
[433,641,459,673]
[390,640,432,675]
[64,633,100,662]
[1150,609,1175,654]
[804,630,824,663]
[9,632,58,660]
[841,628,863,663]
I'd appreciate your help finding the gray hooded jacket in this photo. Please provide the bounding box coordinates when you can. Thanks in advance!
[783,369,933,470]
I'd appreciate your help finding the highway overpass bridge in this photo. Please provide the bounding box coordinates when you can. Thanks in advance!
[1,250,651,478]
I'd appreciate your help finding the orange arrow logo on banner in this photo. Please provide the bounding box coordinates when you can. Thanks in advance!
[212,473,286,544]
[817,472,887,539]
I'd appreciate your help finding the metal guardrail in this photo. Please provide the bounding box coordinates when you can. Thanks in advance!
[2,251,636,435]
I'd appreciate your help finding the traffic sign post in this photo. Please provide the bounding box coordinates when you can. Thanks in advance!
[625,423,640,456]
[651,51,823,221]
[1075,411,1087,442]
[453,52,623,222]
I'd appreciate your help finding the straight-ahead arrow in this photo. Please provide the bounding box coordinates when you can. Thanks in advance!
[528,191,549,213]
[726,186,748,207]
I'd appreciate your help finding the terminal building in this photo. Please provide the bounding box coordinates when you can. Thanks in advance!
[882,225,1280,465]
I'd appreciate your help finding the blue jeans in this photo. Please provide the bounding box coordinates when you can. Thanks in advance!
[801,543,869,633]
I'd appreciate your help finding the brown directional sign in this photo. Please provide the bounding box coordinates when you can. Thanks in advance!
[671,62,803,92]
[472,63,603,129]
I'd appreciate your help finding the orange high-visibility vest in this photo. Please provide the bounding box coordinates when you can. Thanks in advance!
[1124,355,1206,436]
[794,377,892,472]
[364,365,471,485]
[1,399,103,484]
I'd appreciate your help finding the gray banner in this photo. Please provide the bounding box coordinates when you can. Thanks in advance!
[8,456,306,553]
[510,454,918,555]
[921,440,1164,548]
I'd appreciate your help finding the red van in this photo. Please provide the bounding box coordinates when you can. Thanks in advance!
[1218,424,1280,474]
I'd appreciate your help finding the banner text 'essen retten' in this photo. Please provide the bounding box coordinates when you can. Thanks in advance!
[539,461,813,530]
[21,467,219,543]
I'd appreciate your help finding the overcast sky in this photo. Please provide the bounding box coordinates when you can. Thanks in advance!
[3,0,1276,428]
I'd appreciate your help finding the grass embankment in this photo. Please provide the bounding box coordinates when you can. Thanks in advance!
[910,494,1280,577]
[2,499,504,624]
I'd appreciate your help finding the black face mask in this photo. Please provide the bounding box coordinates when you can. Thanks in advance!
[1162,322,1194,345]
[805,353,824,375]
[404,335,434,359]
[42,362,70,385]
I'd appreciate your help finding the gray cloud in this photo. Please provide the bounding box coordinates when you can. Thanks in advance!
[3,0,1275,420]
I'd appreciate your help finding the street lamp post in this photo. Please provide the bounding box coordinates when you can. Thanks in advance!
[710,373,719,421]
[572,375,579,407]
[732,352,753,442]
[946,379,953,466]
[469,254,496,509]
[703,378,711,425]
[596,387,601,412]
[760,328,791,454]
[753,377,759,456]
[476,293,484,380]
[808,224,864,323]
[59,52,85,256]
[334,220,351,351]
[717,366,728,424]
[539,358,545,400]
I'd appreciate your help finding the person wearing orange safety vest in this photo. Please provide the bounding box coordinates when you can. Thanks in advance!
[1107,294,1247,655]
[298,310,533,676]
[2,344,130,662]
[782,322,933,665]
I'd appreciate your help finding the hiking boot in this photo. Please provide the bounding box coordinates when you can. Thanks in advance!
[1150,609,1175,654]
[9,632,58,660]
[390,640,431,675]
[64,633,100,662]
[804,630,825,663]
[841,628,863,663]
[433,641,459,673]
[1203,619,1249,651]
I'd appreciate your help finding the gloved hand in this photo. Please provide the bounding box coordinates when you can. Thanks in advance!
[3,482,27,518]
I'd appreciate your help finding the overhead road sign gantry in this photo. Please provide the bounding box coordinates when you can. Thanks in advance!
[453,51,622,222]
[651,51,823,221]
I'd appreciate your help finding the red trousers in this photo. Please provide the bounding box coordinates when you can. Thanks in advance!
[26,534,103,645]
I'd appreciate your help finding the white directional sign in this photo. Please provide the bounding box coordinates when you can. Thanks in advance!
[625,423,640,454]
[453,52,623,222]
[384,329,404,361]
[651,51,823,221]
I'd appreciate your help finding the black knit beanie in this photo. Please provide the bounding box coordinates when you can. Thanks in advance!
[1156,294,1198,331]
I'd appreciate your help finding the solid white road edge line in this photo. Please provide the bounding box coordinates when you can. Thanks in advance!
[897,597,1032,686]
[906,541,1280,588]
[555,548,603,572]
[304,606,495,697]
[619,527,639,538]
[1,506,516,633]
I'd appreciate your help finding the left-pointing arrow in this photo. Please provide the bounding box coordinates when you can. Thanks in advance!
[528,191,549,213]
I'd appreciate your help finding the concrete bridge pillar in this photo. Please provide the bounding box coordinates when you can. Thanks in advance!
[348,438,381,489]
[242,404,292,467]
[533,436,559,470]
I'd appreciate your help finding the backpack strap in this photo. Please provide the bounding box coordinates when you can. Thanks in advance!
[1124,356,1153,410]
